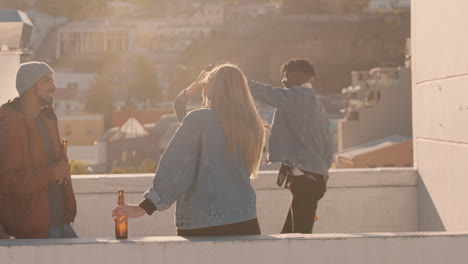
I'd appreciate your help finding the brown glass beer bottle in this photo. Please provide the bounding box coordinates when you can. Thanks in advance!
[115,189,128,239]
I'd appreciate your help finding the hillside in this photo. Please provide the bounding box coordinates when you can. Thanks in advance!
[181,14,410,94]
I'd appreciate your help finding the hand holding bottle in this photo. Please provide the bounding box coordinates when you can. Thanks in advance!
[112,205,146,224]
[56,139,69,185]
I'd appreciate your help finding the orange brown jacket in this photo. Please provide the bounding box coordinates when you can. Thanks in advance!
[0,98,77,238]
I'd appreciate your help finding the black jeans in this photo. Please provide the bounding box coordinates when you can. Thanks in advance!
[281,175,326,234]
[177,218,261,236]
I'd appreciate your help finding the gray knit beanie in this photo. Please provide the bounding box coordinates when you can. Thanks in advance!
[16,61,54,96]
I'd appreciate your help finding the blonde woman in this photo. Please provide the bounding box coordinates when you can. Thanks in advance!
[112,64,265,236]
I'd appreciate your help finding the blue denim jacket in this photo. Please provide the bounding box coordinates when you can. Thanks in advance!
[248,80,333,178]
[144,96,257,230]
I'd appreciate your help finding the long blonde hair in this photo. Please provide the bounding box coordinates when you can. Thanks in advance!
[202,63,265,178]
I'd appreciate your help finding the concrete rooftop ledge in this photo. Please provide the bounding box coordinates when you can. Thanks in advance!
[71,168,418,193]
[1,231,467,246]
[2,232,468,264]
[63,168,420,236]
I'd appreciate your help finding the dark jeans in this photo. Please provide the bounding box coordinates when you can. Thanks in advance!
[177,218,261,236]
[48,224,78,238]
[281,175,326,234]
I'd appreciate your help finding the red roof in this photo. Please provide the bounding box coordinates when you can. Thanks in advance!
[112,109,174,127]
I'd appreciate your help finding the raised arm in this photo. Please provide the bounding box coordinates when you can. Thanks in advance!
[174,66,215,122]
[248,79,296,110]
[173,89,190,122]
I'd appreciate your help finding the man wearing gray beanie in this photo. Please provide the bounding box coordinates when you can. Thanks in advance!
[0,61,78,239]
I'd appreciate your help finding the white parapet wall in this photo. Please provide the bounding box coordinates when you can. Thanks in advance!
[412,0,468,231]
[70,168,418,237]
[2,232,468,264]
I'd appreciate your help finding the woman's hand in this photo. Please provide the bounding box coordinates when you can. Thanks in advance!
[185,80,204,97]
[112,205,146,224]
[186,65,215,97]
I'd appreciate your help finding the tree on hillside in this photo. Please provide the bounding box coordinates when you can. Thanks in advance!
[85,74,115,130]
[128,56,162,103]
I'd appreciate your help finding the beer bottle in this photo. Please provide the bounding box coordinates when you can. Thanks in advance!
[115,189,128,239]
[57,139,68,185]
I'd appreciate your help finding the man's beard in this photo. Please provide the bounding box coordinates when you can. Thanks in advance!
[34,87,53,106]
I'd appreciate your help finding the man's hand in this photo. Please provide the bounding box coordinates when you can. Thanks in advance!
[53,160,71,182]
[112,205,146,224]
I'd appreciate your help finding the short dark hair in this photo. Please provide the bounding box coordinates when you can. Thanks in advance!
[281,59,316,77]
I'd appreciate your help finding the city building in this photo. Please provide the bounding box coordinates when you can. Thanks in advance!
[189,3,224,28]
[335,135,412,168]
[53,88,84,116]
[54,71,95,92]
[56,20,136,58]
[338,66,412,152]
[95,117,160,173]
[112,108,174,127]
[58,113,105,146]
[52,71,95,115]
[225,2,279,25]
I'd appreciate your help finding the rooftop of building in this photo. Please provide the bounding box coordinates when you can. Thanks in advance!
[337,135,411,160]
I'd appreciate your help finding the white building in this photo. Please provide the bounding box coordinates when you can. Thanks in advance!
[338,66,412,152]
[225,3,279,25]
[56,20,136,58]
[51,71,95,116]
[54,71,95,91]
[52,88,84,116]
[189,3,225,28]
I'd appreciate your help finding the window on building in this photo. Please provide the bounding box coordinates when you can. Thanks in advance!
[65,125,72,137]
[66,103,72,112]
[368,164,377,168]
[384,164,395,167]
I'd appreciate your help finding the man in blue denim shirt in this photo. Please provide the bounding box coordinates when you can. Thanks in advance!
[248,59,333,234]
